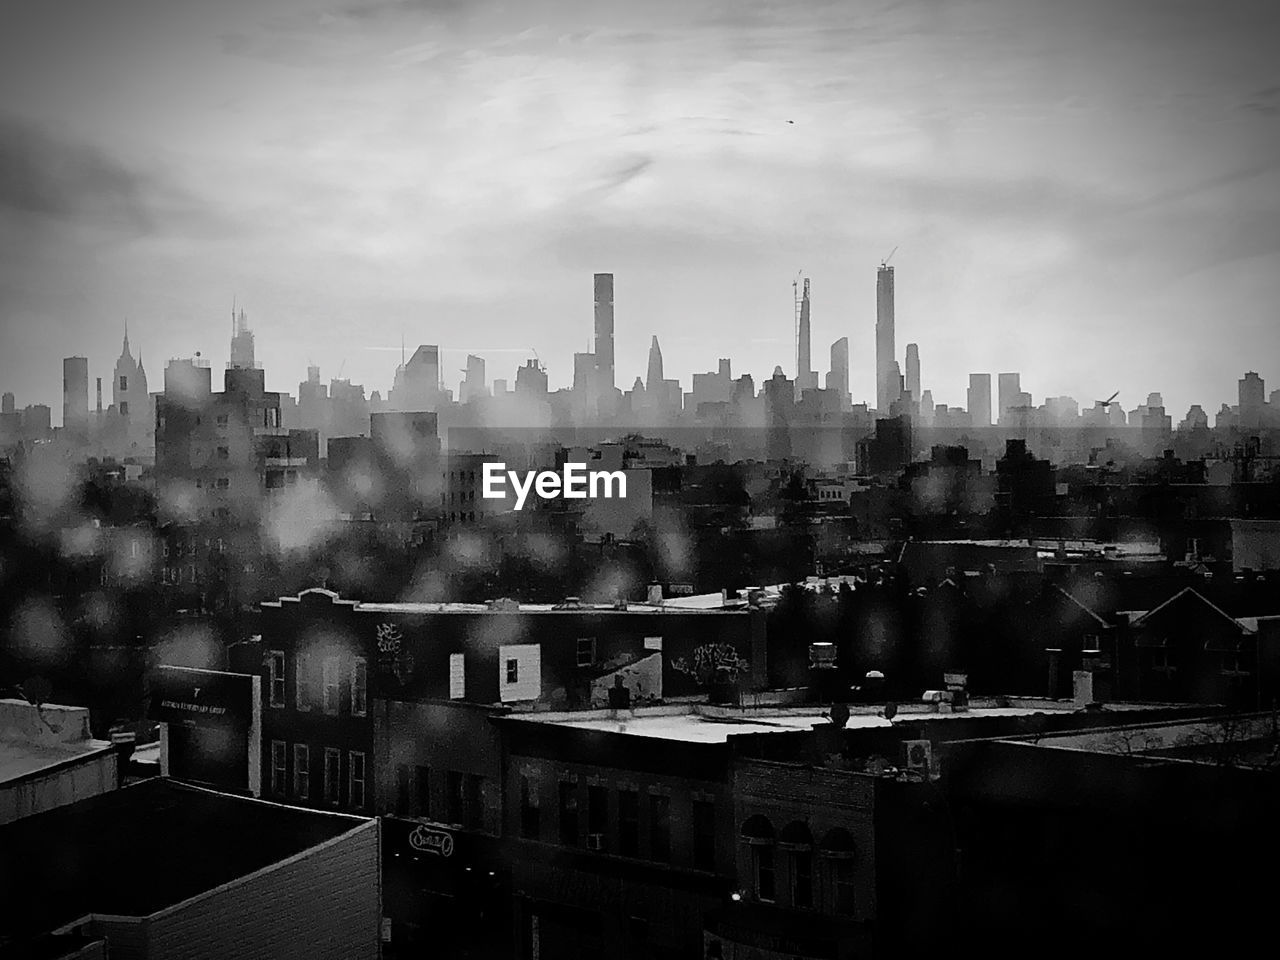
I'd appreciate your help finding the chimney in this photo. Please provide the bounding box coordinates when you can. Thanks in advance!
[1072,670,1094,708]
[647,583,663,604]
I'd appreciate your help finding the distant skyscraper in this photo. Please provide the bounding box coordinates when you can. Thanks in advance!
[594,273,614,397]
[1239,371,1265,429]
[997,372,1021,420]
[461,354,487,405]
[826,337,849,405]
[646,336,664,392]
[1,392,13,415]
[875,263,896,411]
[62,356,88,438]
[391,345,442,411]
[795,277,817,396]
[229,308,255,368]
[968,374,992,426]
[905,343,920,403]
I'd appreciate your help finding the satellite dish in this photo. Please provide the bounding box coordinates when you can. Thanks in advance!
[884,701,898,722]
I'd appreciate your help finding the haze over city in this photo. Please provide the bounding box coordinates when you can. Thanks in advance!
[3,0,1280,418]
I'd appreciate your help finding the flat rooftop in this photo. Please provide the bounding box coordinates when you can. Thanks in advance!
[0,700,113,786]
[507,698,1135,744]
[0,778,370,942]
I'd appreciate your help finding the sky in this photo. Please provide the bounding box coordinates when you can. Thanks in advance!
[1,0,1279,422]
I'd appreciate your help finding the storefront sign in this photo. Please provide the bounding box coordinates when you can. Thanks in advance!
[408,823,455,858]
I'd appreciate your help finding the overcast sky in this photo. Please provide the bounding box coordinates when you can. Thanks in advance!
[2,0,1278,421]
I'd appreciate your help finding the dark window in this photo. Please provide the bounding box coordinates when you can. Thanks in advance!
[396,764,410,814]
[520,775,540,839]
[506,659,519,684]
[324,748,341,806]
[559,781,579,845]
[833,860,856,915]
[270,740,286,796]
[618,789,639,856]
[755,846,776,902]
[649,794,671,862]
[793,851,813,907]
[119,375,128,392]
[119,401,129,416]
[447,770,465,824]
[267,651,285,707]
[292,744,310,800]
[465,774,485,831]
[587,785,608,836]
[349,751,366,809]
[414,765,431,817]
[576,637,595,667]
[693,799,716,871]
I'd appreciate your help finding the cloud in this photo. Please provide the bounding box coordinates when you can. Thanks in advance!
[0,116,151,234]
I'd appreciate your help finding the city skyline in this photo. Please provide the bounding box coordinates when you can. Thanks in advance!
[3,0,1280,420]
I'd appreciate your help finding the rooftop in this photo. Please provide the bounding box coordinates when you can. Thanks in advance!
[0,700,113,786]
[0,778,371,942]
[506,698,1131,744]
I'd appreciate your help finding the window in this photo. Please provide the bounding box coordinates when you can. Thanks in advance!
[217,446,229,460]
[216,414,228,427]
[447,770,465,824]
[754,846,776,902]
[649,794,671,862]
[119,401,129,416]
[449,653,465,699]
[271,740,286,796]
[506,659,519,684]
[465,774,485,831]
[792,851,813,908]
[643,636,663,651]
[833,860,856,915]
[693,799,716,871]
[520,775,540,839]
[351,658,367,717]
[559,780,579,845]
[119,375,128,392]
[587,785,608,839]
[396,764,411,814]
[293,744,310,799]
[295,652,311,710]
[576,637,596,667]
[349,751,366,809]
[324,747,341,806]
[322,656,341,714]
[216,477,229,489]
[415,765,431,817]
[267,650,285,707]
[618,789,639,856]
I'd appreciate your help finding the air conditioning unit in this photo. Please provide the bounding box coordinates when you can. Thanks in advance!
[587,833,606,852]
[903,740,932,776]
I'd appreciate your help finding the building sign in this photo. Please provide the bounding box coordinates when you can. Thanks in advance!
[152,665,261,796]
[408,823,455,858]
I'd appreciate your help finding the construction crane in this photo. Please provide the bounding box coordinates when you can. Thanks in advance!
[881,246,898,268]
[1097,391,1119,409]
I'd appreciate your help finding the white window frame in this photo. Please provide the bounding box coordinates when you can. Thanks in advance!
[322,656,341,715]
[293,743,310,799]
[295,652,310,711]
[267,650,285,708]
[449,652,466,700]
[349,751,366,809]
[351,657,367,717]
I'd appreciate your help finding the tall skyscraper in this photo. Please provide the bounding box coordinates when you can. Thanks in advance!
[905,343,921,403]
[968,373,992,427]
[795,277,817,396]
[646,336,664,392]
[593,273,614,397]
[875,263,896,412]
[461,354,487,405]
[1239,371,1265,429]
[62,356,88,439]
[826,337,849,406]
[997,372,1021,421]
[229,308,255,368]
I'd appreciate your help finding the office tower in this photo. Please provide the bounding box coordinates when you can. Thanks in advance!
[905,343,920,405]
[826,337,849,405]
[573,351,597,413]
[229,308,255,368]
[1,392,13,415]
[646,336,664,392]
[515,358,548,398]
[1239,371,1265,429]
[594,274,614,395]
[997,373,1021,421]
[795,278,817,396]
[461,354,487,405]
[391,345,442,411]
[968,374,992,427]
[919,389,934,425]
[875,262,896,411]
[62,356,89,440]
